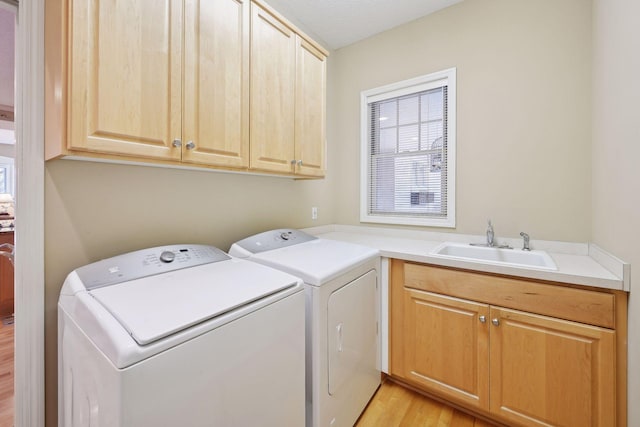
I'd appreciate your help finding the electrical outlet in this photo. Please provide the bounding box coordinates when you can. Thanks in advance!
[311,207,318,220]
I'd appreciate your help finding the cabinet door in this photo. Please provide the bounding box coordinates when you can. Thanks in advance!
[489,307,615,427]
[294,37,326,177]
[182,0,249,168]
[68,0,182,160]
[397,288,490,410]
[249,3,296,173]
[0,232,13,318]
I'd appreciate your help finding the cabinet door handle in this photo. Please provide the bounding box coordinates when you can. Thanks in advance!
[479,315,486,323]
[290,159,297,165]
[185,141,196,150]
[172,139,182,148]
[336,323,343,352]
[297,160,303,166]
[491,318,500,326]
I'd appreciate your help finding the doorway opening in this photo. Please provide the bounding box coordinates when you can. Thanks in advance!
[0,1,16,425]
[0,2,16,425]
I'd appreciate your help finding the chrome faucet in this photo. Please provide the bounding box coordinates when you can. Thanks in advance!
[520,232,530,251]
[470,220,512,249]
[486,220,495,247]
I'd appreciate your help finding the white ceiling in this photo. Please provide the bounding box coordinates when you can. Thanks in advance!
[0,6,15,111]
[263,0,463,50]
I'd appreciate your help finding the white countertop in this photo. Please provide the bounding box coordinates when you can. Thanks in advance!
[304,225,628,291]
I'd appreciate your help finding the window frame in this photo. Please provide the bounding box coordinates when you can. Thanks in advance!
[360,67,456,228]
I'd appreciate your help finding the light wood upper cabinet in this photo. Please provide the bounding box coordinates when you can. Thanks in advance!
[295,38,327,177]
[250,2,327,177]
[68,0,183,161]
[182,0,250,168]
[390,260,624,427]
[63,0,250,167]
[249,3,296,174]
[46,0,327,177]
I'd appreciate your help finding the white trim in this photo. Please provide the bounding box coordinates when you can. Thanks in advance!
[365,77,448,104]
[379,257,389,374]
[361,68,455,101]
[360,68,456,228]
[14,0,45,426]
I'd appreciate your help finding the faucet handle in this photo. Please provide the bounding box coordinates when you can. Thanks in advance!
[519,232,530,251]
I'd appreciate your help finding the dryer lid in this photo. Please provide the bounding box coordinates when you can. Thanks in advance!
[89,259,300,345]
[248,239,379,286]
[229,229,317,257]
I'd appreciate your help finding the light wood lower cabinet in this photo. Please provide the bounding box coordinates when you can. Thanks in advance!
[390,260,626,427]
[401,290,489,410]
[489,306,615,427]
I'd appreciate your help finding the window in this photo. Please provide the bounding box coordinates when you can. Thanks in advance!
[0,126,15,197]
[360,68,456,227]
[0,157,15,196]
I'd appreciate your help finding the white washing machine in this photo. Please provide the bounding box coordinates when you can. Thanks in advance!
[58,244,305,427]
[229,230,381,427]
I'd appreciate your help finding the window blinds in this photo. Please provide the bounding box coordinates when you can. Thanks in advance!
[367,85,448,219]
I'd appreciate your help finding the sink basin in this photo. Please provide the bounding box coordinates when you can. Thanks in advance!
[431,242,557,271]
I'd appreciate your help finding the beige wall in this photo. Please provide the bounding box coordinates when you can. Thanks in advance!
[592,0,640,425]
[329,0,592,242]
[44,157,337,423]
[44,0,625,425]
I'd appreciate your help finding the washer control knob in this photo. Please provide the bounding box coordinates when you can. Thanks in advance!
[280,232,290,241]
[159,251,176,263]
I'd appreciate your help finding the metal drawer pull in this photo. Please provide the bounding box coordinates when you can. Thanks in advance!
[492,318,500,326]
[172,139,182,148]
[479,315,486,323]
[185,141,196,150]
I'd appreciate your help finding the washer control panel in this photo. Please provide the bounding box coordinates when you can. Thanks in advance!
[76,244,230,290]
[231,229,317,255]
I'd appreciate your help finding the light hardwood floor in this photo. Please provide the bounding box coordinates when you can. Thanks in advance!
[356,380,497,427]
[0,321,13,427]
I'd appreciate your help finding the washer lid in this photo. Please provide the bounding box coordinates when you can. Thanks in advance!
[249,239,379,286]
[89,259,300,345]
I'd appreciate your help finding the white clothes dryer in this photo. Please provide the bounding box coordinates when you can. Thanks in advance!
[229,230,381,427]
[58,244,305,427]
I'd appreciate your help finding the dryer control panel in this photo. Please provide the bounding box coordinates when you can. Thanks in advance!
[76,244,230,290]
[229,229,317,256]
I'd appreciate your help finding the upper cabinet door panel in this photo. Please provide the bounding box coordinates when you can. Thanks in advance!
[68,0,182,160]
[249,3,296,173]
[182,0,250,168]
[295,37,326,177]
